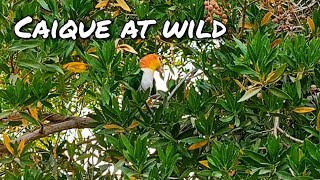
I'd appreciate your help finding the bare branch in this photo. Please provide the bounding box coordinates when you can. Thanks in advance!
[277,127,304,144]
[167,69,198,100]
[0,114,96,154]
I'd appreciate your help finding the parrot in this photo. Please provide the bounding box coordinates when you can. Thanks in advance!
[124,54,164,99]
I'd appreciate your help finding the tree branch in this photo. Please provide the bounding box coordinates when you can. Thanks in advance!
[167,69,198,100]
[277,127,304,144]
[0,114,96,154]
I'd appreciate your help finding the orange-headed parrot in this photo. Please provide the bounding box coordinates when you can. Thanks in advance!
[124,54,164,99]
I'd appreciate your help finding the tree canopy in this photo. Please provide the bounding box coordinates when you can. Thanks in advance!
[0,0,320,179]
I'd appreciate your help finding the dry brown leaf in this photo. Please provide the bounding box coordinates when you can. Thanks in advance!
[271,38,282,48]
[261,11,273,26]
[117,44,138,54]
[293,107,316,113]
[188,139,208,151]
[104,124,125,132]
[128,120,139,129]
[307,16,315,32]
[199,160,209,168]
[63,62,87,73]
[3,133,14,155]
[95,0,109,8]
[115,0,131,12]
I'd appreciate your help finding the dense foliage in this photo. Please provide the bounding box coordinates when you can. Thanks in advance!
[0,0,320,179]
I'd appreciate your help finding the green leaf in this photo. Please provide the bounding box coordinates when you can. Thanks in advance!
[0,111,13,119]
[120,134,133,155]
[37,0,51,11]
[180,137,205,144]
[238,87,261,102]
[19,112,39,125]
[45,64,64,74]
[8,41,41,51]
[269,87,291,99]
[266,64,287,83]
[159,130,176,142]
[219,115,234,122]
[228,65,258,76]
[233,36,247,54]
[77,154,92,161]
[17,60,46,70]
[0,13,9,27]
[276,171,294,180]
[302,127,319,138]
[244,149,269,164]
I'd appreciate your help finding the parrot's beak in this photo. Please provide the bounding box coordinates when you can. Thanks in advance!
[157,66,164,74]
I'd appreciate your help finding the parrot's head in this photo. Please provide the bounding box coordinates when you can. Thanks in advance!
[139,54,164,74]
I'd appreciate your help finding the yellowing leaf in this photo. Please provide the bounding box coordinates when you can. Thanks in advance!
[113,8,120,18]
[265,64,286,83]
[3,133,14,155]
[63,62,87,73]
[117,44,138,54]
[261,12,273,26]
[17,139,25,156]
[136,39,142,44]
[29,108,38,120]
[239,148,244,155]
[317,112,320,131]
[21,119,27,127]
[7,10,15,21]
[233,79,246,91]
[86,47,97,54]
[129,176,137,180]
[244,23,253,29]
[36,101,42,110]
[293,107,316,113]
[104,124,125,132]
[271,38,282,48]
[115,0,131,12]
[246,76,262,85]
[307,16,315,32]
[128,120,139,129]
[199,160,209,168]
[24,75,30,84]
[71,50,77,56]
[95,0,109,8]
[296,71,303,81]
[237,86,261,102]
[188,139,208,151]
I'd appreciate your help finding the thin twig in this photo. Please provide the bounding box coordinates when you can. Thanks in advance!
[167,69,198,100]
[239,0,247,39]
[277,127,304,144]
[273,112,280,138]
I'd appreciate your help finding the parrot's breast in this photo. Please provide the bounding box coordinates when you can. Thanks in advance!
[140,68,154,91]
